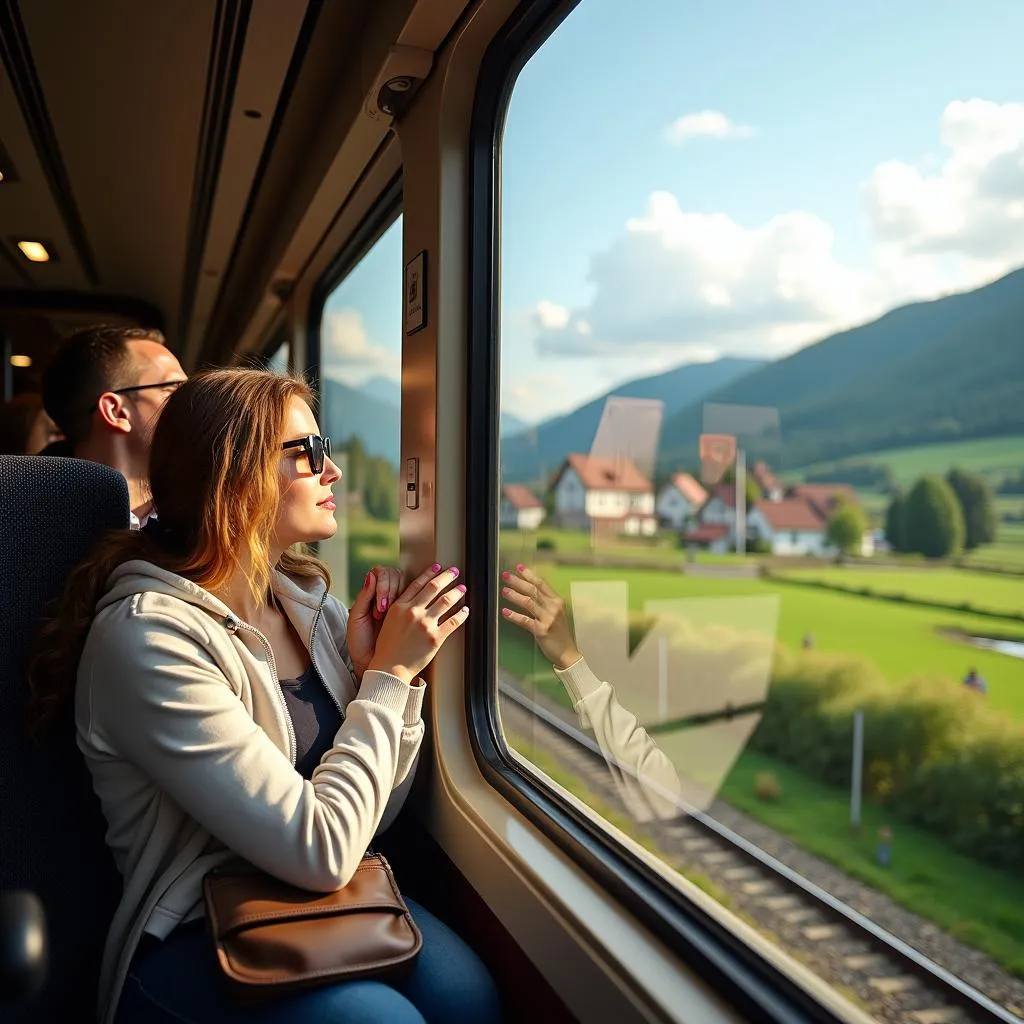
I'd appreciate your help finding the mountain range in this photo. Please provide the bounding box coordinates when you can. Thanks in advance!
[322,266,1024,482]
[503,266,1024,483]
[655,266,1024,471]
[499,357,765,482]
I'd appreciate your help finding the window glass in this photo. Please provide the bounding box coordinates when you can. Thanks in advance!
[266,342,290,373]
[497,3,1024,1018]
[317,216,403,603]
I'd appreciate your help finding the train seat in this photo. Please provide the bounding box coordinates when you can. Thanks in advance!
[0,455,129,1022]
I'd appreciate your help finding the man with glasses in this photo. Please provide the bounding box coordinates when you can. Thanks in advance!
[41,324,187,528]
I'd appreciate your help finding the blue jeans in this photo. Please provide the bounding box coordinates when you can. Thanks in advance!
[114,899,502,1024]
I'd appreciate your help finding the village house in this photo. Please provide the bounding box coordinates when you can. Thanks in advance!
[682,483,738,552]
[747,498,831,556]
[550,453,656,536]
[787,483,859,517]
[655,472,708,529]
[500,484,546,530]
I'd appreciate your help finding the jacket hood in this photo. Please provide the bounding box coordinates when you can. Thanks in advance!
[98,559,329,623]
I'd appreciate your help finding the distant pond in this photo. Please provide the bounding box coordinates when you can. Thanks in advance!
[964,635,1024,660]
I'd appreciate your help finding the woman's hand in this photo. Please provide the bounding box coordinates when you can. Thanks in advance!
[347,566,403,680]
[501,565,581,670]
[366,564,469,684]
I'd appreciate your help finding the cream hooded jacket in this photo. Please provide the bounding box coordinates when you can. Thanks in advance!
[75,559,425,1023]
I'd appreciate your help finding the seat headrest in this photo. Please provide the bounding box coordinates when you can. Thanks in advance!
[0,456,130,658]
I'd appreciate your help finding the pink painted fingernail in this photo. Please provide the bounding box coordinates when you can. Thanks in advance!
[457,584,467,593]
[502,608,511,617]
[364,572,373,588]
[516,564,525,572]
[431,563,442,573]
[380,598,388,612]
[502,570,510,580]
[502,587,510,596]
[449,567,460,578]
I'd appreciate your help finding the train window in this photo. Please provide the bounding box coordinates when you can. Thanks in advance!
[490,1,1024,1020]
[315,215,402,603]
[266,341,290,373]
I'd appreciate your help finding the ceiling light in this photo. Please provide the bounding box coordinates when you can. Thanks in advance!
[0,171,5,183]
[9,354,31,368]
[17,240,50,262]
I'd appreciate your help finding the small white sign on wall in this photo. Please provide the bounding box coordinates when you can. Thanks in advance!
[404,250,426,335]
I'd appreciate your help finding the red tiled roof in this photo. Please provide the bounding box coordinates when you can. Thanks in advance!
[706,482,737,509]
[683,523,730,543]
[788,484,859,515]
[502,484,543,510]
[752,498,826,531]
[557,452,653,493]
[753,461,782,494]
[668,472,708,506]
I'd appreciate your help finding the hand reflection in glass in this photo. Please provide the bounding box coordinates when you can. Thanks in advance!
[501,564,683,823]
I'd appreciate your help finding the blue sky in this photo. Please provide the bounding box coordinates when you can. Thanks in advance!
[322,0,1024,425]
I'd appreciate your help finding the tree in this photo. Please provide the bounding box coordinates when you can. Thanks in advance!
[827,503,868,556]
[946,467,998,550]
[363,459,398,521]
[884,491,907,552]
[905,475,965,558]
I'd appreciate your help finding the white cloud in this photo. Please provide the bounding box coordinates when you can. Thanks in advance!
[864,99,1024,262]
[531,300,571,330]
[320,309,399,386]
[536,99,1024,361]
[664,110,757,145]
[536,191,873,359]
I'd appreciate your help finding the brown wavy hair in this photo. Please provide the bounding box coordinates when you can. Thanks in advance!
[29,367,330,738]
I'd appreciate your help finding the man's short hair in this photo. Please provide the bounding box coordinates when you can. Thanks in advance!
[42,324,166,445]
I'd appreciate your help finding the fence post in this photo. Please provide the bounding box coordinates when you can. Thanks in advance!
[851,709,864,831]
[657,636,668,722]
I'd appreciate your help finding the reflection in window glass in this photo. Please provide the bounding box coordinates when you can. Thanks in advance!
[497,4,1024,1019]
[318,216,402,604]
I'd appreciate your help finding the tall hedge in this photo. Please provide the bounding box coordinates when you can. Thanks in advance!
[905,475,965,558]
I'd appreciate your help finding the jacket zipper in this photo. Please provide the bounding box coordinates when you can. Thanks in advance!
[307,592,344,720]
[226,617,298,767]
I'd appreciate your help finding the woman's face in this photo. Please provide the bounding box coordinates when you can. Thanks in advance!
[272,397,342,550]
[26,408,62,454]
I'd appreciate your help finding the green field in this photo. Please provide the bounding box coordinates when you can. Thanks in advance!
[777,565,1024,618]
[502,564,1024,721]
[795,434,1024,488]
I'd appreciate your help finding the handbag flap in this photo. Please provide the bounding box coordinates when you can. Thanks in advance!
[205,855,411,939]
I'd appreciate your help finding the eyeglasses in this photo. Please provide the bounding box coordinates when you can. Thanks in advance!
[281,434,332,475]
[86,379,186,414]
[111,379,187,397]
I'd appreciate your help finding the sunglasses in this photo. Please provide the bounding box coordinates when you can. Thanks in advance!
[281,434,332,475]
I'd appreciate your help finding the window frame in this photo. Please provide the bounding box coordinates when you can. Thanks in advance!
[464,4,851,1022]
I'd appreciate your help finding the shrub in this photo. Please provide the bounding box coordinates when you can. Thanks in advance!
[754,772,781,801]
[749,650,1024,871]
[536,537,556,551]
[905,475,965,558]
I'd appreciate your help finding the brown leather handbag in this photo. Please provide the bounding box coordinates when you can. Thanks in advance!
[202,851,422,1000]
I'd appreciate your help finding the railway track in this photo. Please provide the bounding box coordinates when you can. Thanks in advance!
[497,680,1023,1024]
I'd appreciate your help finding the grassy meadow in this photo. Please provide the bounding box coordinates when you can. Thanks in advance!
[794,434,1024,488]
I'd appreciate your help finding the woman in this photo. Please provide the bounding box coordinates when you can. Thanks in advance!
[30,368,499,1024]
[0,392,63,454]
